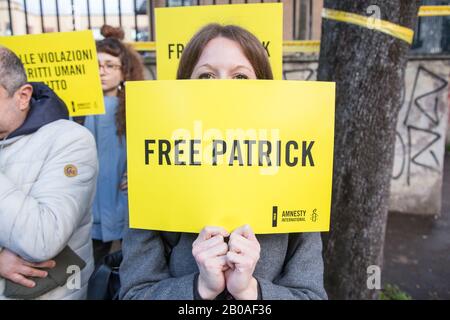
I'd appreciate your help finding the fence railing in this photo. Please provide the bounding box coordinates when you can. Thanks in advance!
[1,1,449,54]
[2,0,318,42]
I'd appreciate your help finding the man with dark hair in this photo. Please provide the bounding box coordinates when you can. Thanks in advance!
[0,46,98,299]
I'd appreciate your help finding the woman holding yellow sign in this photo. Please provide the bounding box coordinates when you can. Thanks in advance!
[120,24,327,300]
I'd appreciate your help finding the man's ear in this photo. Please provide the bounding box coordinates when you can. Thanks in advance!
[17,84,33,111]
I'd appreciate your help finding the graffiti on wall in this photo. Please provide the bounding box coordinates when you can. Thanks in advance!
[393,65,448,185]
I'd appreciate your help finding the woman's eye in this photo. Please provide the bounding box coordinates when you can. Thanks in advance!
[198,73,215,79]
[234,73,249,80]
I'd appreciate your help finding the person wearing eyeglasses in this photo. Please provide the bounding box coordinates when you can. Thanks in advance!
[83,25,145,266]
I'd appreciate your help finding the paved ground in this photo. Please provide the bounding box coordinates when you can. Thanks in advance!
[382,151,450,300]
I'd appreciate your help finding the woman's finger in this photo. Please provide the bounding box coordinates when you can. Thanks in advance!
[193,234,225,253]
[201,241,229,260]
[214,255,228,266]
[231,224,257,241]
[228,233,259,258]
[222,264,231,272]
[226,251,248,268]
[195,242,228,267]
[226,259,235,270]
[197,253,229,271]
[196,226,229,242]
[213,255,231,272]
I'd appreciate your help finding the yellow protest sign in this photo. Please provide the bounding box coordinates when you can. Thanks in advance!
[155,3,283,80]
[126,80,335,234]
[0,30,104,116]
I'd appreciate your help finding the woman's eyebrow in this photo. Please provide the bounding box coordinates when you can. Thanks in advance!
[230,65,254,73]
[197,63,216,70]
[98,59,120,63]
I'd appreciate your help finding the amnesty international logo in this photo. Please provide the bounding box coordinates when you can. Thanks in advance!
[272,206,278,227]
[311,209,319,222]
[272,207,319,227]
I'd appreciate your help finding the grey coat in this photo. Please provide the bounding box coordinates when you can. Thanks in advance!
[119,224,328,300]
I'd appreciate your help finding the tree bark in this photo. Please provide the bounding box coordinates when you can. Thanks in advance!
[317,0,420,299]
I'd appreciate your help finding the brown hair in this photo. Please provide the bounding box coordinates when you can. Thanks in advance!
[177,23,273,80]
[96,25,145,137]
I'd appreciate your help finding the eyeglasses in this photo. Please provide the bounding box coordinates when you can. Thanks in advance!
[98,63,122,73]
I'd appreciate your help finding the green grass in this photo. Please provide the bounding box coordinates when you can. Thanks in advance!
[379,284,412,300]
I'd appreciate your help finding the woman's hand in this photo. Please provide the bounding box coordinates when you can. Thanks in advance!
[0,248,56,288]
[192,226,230,300]
[120,171,128,194]
[225,224,260,300]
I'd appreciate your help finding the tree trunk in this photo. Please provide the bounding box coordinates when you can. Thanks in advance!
[317,0,420,300]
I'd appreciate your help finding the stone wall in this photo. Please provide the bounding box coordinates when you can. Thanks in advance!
[390,59,449,215]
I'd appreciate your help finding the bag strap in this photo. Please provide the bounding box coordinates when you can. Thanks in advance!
[87,263,113,300]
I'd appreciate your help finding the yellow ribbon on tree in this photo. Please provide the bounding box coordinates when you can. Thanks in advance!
[322,8,415,45]
[418,5,450,17]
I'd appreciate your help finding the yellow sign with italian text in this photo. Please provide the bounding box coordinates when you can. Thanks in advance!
[0,30,104,116]
[126,80,335,234]
[155,3,283,80]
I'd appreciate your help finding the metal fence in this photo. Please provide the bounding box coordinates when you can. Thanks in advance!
[4,0,146,39]
[2,0,450,54]
[2,0,318,42]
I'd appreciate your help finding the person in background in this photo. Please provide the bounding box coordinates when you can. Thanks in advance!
[0,46,98,299]
[84,25,145,266]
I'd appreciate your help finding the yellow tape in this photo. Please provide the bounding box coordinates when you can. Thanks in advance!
[283,40,320,53]
[322,8,414,44]
[131,40,320,54]
[129,5,449,54]
[131,40,321,54]
[129,41,156,52]
[418,5,450,17]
